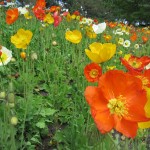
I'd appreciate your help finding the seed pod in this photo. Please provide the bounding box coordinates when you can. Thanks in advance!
[7,93,15,103]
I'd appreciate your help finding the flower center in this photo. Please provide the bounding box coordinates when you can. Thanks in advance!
[136,75,149,86]
[89,69,98,78]
[129,60,142,68]
[0,53,8,62]
[107,95,128,117]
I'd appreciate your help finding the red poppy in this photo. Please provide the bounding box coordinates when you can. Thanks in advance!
[53,11,62,27]
[6,8,19,25]
[84,63,102,82]
[84,70,149,138]
[120,54,150,72]
[130,32,137,42]
[33,6,46,21]
[73,10,80,16]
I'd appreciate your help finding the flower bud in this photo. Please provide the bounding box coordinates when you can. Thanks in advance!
[7,93,15,103]
[8,82,14,92]
[31,52,38,60]
[0,91,6,99]
[20,52,26,59]
[10,116,18,125]
[52,41,57,46]
[7,103,15,108]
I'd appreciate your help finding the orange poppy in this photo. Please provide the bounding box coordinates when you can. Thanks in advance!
[6,8,19,25]
[84,70,149,138]
[142,36,148,44]
[49,6,61,13]
[35,0,46,8]
[130,33,137,42]
[120,54,150,72]
[129,69,150,88]
[84,63,102,82]
[108,22,117,28]
[73,10,80,16]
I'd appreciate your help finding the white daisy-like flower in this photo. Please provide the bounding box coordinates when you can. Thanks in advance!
[81,17,87,24]
[0,46,12,66]
[18,7,28,15]
[92,22,106,34]
[113,28,123,35]
[123,40,131,48]
[118,38,124,45]
[134,44,139,49]
[86,18,93,26]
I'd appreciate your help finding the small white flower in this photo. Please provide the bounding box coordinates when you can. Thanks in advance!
[86,18,93,26]
[0,46,12,66]
[113,28,124,35]
[123,40,131,48]
[134,44,139,49]
[18,7,28,15]
[92,22,106,34]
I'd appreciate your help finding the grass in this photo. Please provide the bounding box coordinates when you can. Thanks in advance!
[0,5,150,150]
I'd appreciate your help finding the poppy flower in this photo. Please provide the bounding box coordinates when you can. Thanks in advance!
[142,36,148,44]
[33,6,45,21]
[130,33,137,42]
[65,30,82,44]
[0,46,12,66]
[11,29,33,49]
[84,70,149,138]
[73,10,80,16]
[92,22,106,34]
[53,11,62,27]
[138,87,150,129]
[84,63,102,82]
[49,6,61,13]
[103,34,112,42]
[85,42,116,63]
[120,54,150,72]
[108,22,117,28]
[44,13,54,24]
[6,8,19,25]
[35,0,46,8]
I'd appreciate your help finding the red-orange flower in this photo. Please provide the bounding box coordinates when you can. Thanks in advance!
[6,8,19,25]
[130,33,137,42]
[33,6,45,20]
[84,70,149,138]
[35,0,46,8]
[49,6,61,13]
[129,69,150,88]
[84,63,102,82]
[108,22,117,28]
[120,54,150,72]
[73,10,80,16]
[142,36,148,44]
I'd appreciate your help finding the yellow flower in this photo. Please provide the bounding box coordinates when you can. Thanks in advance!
[71,15,76,19]
[86,26,97,38]
[24,12,32,19]
[66,12,71,22]
[44,13,54,24]
[11,29,33,49]
[65,30,82,44]
[138,88,150,129]
[85,42,116,63]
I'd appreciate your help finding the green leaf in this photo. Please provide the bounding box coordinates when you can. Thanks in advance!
[36,121,46,129]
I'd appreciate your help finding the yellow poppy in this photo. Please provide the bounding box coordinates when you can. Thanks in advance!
[138,87,150,129]
[44,13,54,24]
[65,30,82,44]
[85,42,116,63]
[11,29,33,49]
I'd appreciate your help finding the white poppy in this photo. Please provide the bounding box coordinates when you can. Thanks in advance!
[18,7,28,15]
[92,22,106,34]
[0,46,12,66]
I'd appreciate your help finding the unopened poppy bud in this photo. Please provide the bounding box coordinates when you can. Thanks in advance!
[11,57,16,62]
[52,41,57,46]
[31,52,38,60]
[20,52,26,59]
[0,91,6,99]
[7,93,15,103]
[8,82,14,92]
[10,116,18,125]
